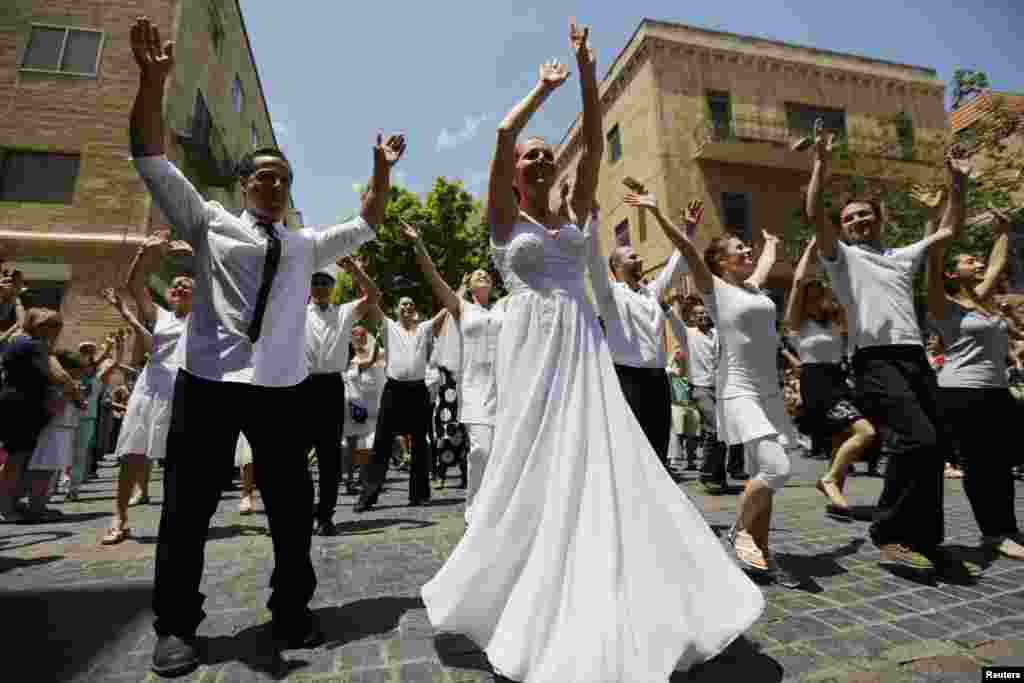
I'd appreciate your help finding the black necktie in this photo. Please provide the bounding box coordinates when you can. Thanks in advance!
[247,221,281,344]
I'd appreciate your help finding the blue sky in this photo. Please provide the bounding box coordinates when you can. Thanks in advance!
[241,0,1023,227]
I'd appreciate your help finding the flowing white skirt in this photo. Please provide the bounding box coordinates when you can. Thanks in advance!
[115,390,172,461]
[421,290,765,682]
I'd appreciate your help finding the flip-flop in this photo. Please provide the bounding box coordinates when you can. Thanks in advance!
[731,528,770,575]
[100,526,130,545]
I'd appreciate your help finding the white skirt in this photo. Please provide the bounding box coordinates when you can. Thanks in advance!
[115,391,172,461]
[718,392,791,446]
[235,433,253,467]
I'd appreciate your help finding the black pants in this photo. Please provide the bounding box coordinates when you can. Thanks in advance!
[614,364,672,466]
[360,378,432,505]
[153,371,316,638]
[854,346,944,550]
[301,373,344,524]
[939,387,1019,538]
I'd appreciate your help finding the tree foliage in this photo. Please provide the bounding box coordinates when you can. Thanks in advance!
[330,179,495,316]
[951,69,991,110]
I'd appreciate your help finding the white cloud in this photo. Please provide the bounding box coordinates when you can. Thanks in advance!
[437,113,491,151]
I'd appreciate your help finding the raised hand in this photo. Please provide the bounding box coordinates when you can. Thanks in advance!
[539,60,570,90]
[569,18,595,68]
[102,287,121,307]
[762,229,782,245]
[989,204,1015,234]
[374,133,406,170]
[683,200,705,227]
[946,146,972,180]
[167,239,193,257]
[130,17,175,83]
[142,229,172,258]
[909,185,945,209]
[398,220,421,242]
[623,192,658,211]
[336,256,355,271]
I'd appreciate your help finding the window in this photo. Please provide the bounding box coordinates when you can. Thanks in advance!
[251,122,259,147]
[785,104,846,139]
[707,91,732,140]
[231,76,244,114]
[0,150,80,203]
[721,193,751,243]
[607,125,622,163]
[614,219,631,246]
[21,25,103,76]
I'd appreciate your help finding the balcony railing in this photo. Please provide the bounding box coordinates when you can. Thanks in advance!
[693,116,924,163]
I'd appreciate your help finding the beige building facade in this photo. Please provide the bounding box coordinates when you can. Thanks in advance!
[0,0,297,347]
[555,19,948,307]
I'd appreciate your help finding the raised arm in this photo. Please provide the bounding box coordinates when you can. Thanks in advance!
[568,20,603,223]
[398,221,463,319]
[583,207,615,310]
[360,134,406,229]
[129,18,208,243]
[489,61,569,242]
[123,230,170,326]
[747,231,781,291]
[784,238,817,332]
[975,206,1014,302]
[430,308,449,338]
[806,119,839,260]
[337,256,382,321]
[626,194,714,294]
[103,288,154,353]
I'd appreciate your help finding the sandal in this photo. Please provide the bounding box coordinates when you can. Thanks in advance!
[731,528,770,574]
[101,525,130,545]
[816,478,850,509]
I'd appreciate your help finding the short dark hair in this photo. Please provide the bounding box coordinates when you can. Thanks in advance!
[236,147,292,181]
[704,236,731,277]
[840,198,883,225]
[679,295,705,319]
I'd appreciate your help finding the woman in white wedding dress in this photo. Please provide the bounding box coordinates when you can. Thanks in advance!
[420,20,764,683]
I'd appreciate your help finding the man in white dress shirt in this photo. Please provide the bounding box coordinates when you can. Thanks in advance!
[304,259,379,537]
[356,297,446,512]
[127,18,405,677]
[586,203,696,470]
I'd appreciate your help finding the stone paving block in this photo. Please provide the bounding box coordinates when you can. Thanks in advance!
[349,669,390,683]
[882,640,962,664]
[887,592,946,612]
[763,615,839,643]
[888,617,951,641]
[982,619,1024,639]
[338,641,385,670]
[867,597,917,618]
[805,629,890,658]
[869,623,924,646]
[397,660,444,682]
[843,603,894,625]
[388,637,438,663]
[972,600,1020,619]
[939,604,995,629]
[812,608,864,630]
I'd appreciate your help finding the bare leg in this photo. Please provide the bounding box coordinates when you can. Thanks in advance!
[818,419,876,508]
[239,462,255,514]
[102,454,146,544]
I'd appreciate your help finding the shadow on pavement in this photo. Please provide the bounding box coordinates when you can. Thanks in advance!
[671,637,782,682]
[335,518,435,536]
[2,580,153,682]
[321,596,424,646]
[130,524,270,544]
[435,633,492,673]
[0,529,72,552]
[0,554,64,574]
[772,538,867,593]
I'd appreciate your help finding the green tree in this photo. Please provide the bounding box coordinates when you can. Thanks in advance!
[951,69,991,110]
[330,179,494,316]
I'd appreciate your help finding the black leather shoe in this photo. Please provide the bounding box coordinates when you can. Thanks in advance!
[315,519,337,536]
[273,616,325,650]
[353,500,372,513]
[729,470,750,481]
[151,635,200,677]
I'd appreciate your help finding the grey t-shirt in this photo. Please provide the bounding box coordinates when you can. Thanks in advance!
[933,300,1009,389]
[820,239,929,352]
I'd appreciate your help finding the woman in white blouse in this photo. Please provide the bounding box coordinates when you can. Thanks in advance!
[343,326,386,496]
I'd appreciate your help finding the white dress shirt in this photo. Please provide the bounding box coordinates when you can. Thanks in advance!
[306,300,359,375]
[383,318,434,381]
[133,156,374,387]
[585,217,689,368]
[685,326,718,389]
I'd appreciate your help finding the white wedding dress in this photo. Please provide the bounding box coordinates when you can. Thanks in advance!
[421,219,765,682]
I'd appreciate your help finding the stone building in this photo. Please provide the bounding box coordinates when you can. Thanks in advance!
[950,90,1024,295]
[554,19,948,306]
[0,0,299,347]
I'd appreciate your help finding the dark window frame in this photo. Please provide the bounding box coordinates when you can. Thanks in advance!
[231,75,244,114]
[720,192,752,243]
[785,103,847,140]
[0,149,81,204]
[706,90,733,140]
[20,24,104,77]
[607,125,623,163]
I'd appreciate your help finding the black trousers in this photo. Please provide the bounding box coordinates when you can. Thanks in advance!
[853,346,944,550]
[360,378,432,505]
[614,364,672,466]
[301,373,344,524]
[153,370,316,638]
[939,387,1018,538]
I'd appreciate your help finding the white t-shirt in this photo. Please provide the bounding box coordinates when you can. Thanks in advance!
[796,319,843,365]
[684,326,718,389]
[704,276,780,399]
[305,301,359,375]
[458,300,504,426]
[820,239,928,352]
[383,318,434,381]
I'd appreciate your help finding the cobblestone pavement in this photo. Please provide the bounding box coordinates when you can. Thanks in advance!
[3,451,1024,682]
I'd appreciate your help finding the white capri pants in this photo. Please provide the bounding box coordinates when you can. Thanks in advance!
[744,435,792,491]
